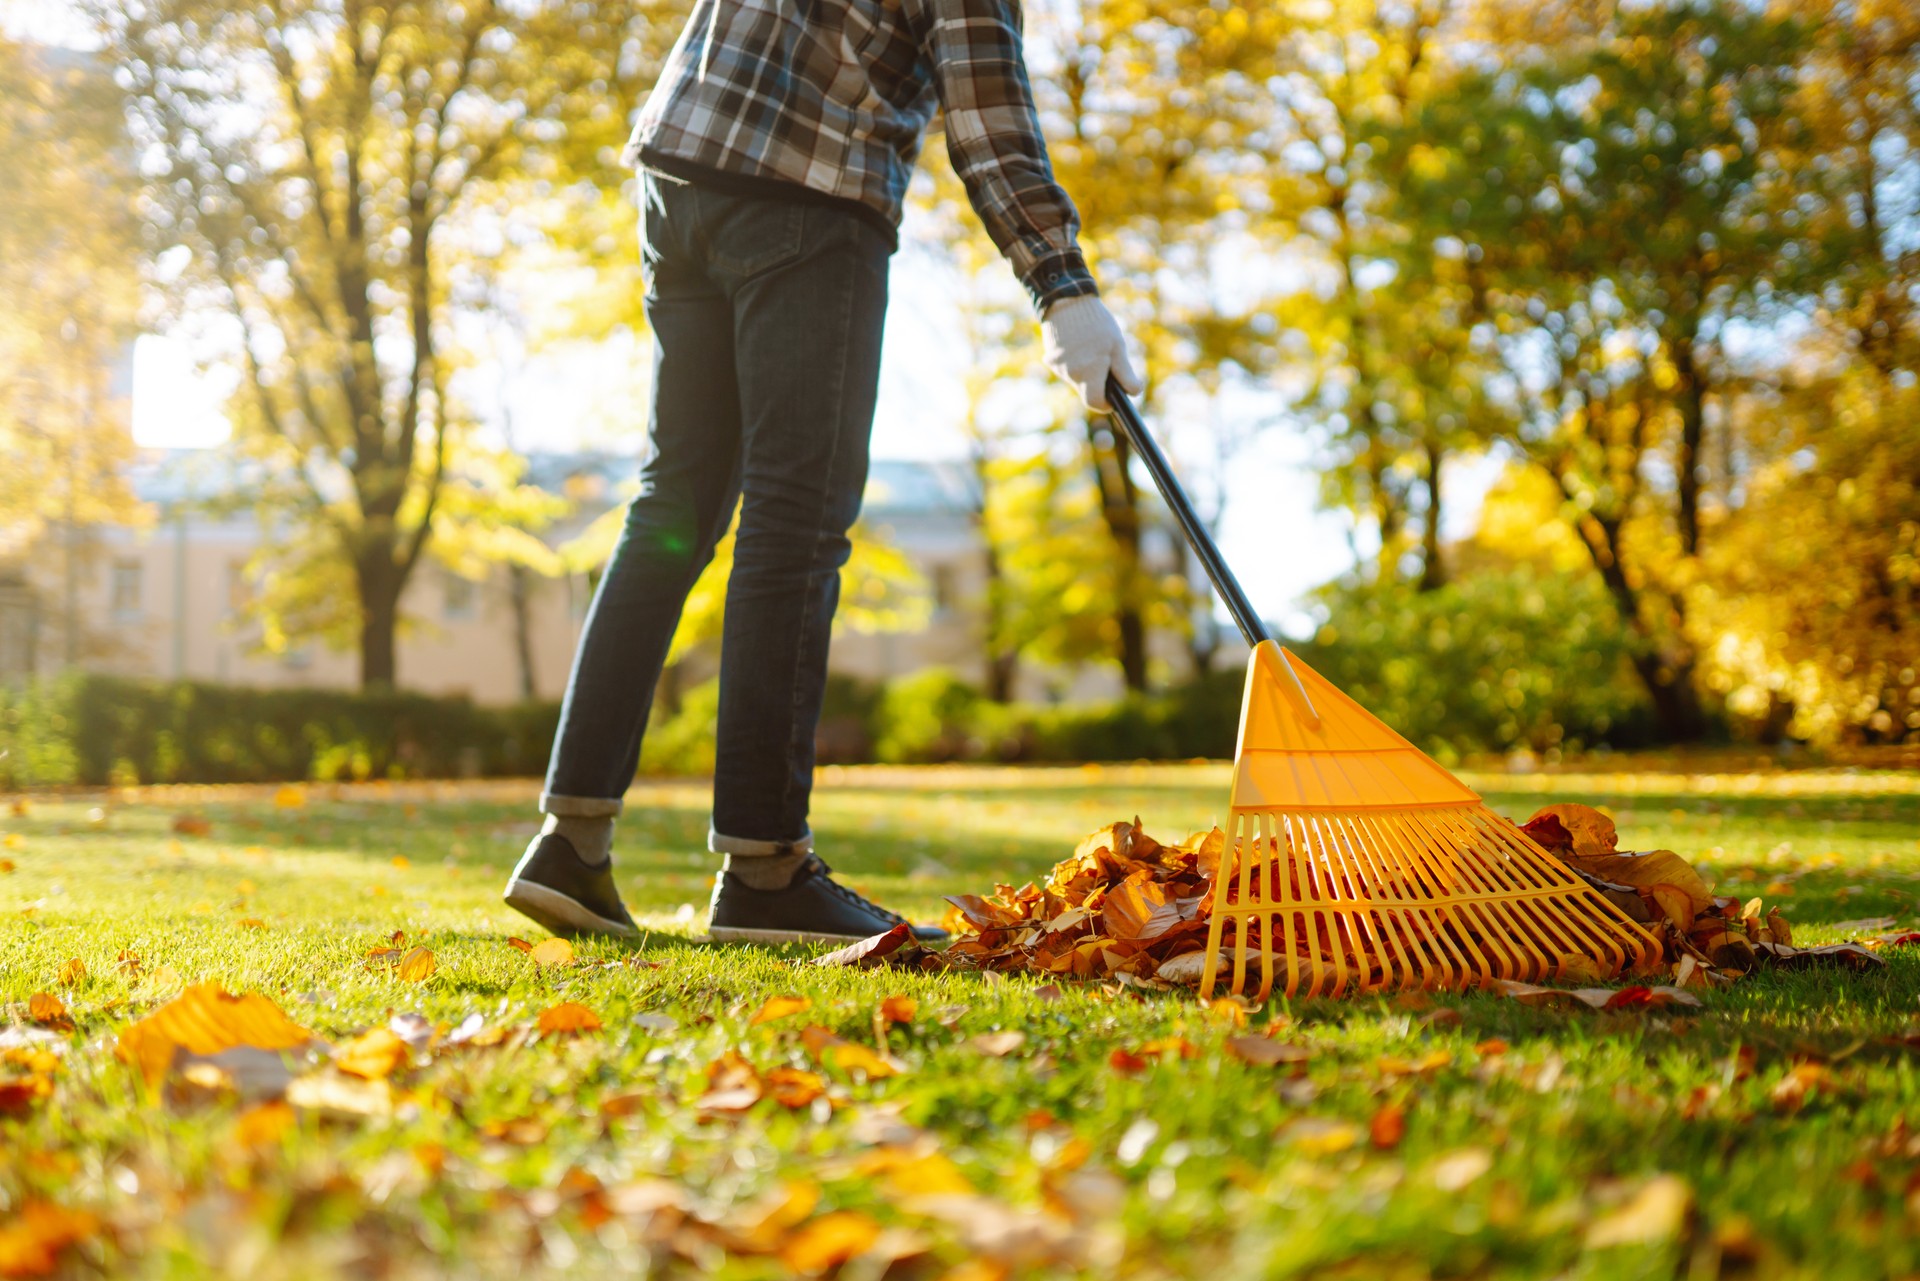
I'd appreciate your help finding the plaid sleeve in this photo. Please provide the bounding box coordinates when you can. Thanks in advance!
[904,0,1098,312]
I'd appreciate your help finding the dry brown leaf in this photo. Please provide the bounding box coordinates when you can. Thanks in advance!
[116,984,312,1088]
[696,1052,764,1112]
[505,937,534,954]
[530,938,575,967]
[968,1031,1026,1057]
[1526,804,1618,858]
[25,993,68,1028]
[171,813,212,837]
[536,1002,601,1035]
[750,995,812,1026]
[55,959,85,987]
[878,995,918,1025]
[232,1099,296,1149]
[1224,1036,1310,1067]
[1770,1063,1828,1111]
[826,1041,902,1079]
[396,947,436,983]
[812,923,914,968]
[333,1028,411,1081]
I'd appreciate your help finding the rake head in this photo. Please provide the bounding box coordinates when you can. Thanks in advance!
[1198,642,1662,1001]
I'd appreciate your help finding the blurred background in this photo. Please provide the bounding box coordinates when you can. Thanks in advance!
[1,0,1914,787]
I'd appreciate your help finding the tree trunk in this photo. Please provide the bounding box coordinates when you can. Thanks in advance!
[507,564,537,701]
[357,555,402,690]
[1672,336,1706,557]
[1085,416,1149,693]
[1568,506,1708,742]
[1417,435,1446,591]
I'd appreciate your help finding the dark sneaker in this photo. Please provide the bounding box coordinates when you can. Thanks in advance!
[707,855,950,946]
[503,832,639,938]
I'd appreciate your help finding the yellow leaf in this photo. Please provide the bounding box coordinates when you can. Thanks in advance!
[537,1002,601,1034]
[857,1148,974,1197]
[56,959,85,987]
[781,1210,883,1275]
[750,995,813,1026]
[115,983,312,1088]
[334,1028,411,1080]
[1586,1174,1692,1248]
[272,785,306,809]
[1528,804,1618,858]
[396,947,436,983]
[827,1041,901,1078]
[530,938,575,967]
[237,918,267,930]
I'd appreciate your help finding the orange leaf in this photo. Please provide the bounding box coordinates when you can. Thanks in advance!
[750,996,812,1027]
[530,938,575,967]
[1369,1103,1406,1149]
[765,1067,826,1109]
[537,1002,601,1035]
[334,1028,411,1080]
[396,947,436,983]
[781,1210,883,1275]
[237,918,267,931]
[1475,1039,1509,1057]
[26,993,69,1029]
[232,1100,296,1149]
[115,984,312,1088]
[0,1200,100,1277]
[877,995,917,1025]
[56,959,85,987]
[1108,1048,1149,1074]
[505,938,534,954]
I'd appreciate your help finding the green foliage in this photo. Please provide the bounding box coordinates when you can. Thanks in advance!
[1300,566,1657,761]
[0,677,557,787]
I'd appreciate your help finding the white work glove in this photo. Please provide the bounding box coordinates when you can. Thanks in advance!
[1042,294,1143,413]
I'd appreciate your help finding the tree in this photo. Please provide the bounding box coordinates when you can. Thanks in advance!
[0,37,147,671]
[105,0,662,688]
[1396,0,1823,739]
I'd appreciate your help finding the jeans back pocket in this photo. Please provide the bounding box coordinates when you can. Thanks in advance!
[705,193,807,281]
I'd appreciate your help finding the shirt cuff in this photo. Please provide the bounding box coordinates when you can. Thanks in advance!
[1023,247,1099,313]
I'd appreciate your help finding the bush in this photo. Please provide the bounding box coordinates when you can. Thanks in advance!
[0,675,558,788]
[1292,566,1657,760]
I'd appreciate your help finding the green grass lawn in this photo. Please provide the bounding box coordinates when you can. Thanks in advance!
[4,760,1920,1279]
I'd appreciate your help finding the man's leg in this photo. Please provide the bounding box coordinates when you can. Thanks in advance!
[694,190,944,943]
[505,176,743,937]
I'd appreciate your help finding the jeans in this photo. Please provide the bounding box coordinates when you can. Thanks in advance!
[541,172,892,853]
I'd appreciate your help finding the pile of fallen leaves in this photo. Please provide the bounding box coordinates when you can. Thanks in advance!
[1517,802,1883,986]
[935,806,1897,994]
[938,821,1222,986]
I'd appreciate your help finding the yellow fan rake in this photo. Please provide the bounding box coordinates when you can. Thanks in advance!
[1102,382,1660,1000]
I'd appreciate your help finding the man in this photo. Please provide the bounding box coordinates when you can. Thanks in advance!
[503,0,1141,944]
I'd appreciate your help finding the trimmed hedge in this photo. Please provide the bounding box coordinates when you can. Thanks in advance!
[0,675,558,787]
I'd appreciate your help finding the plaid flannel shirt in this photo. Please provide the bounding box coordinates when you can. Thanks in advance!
[621,0,1097,312]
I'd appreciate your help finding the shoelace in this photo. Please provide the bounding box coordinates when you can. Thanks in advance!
[806,857,906,927]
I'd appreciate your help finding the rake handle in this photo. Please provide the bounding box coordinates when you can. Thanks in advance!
[1103,377,1271,648]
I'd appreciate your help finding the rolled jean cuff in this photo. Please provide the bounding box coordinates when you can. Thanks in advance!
[541,792,624,819]
[709,826,813,857]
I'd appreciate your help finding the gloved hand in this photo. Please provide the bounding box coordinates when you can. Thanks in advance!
[1041,294,1143,412]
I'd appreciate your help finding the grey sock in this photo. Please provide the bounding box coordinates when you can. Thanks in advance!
[723,850,811,891]
[542,813,613,867]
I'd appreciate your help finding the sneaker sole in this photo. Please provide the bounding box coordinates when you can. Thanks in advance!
[503,879,639,939]
[706,924,878,946]
[707,924,952,948]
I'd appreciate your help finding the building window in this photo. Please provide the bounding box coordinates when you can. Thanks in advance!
[930,563,958,616]
[109,561,143,620]
[444,573,477,621]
